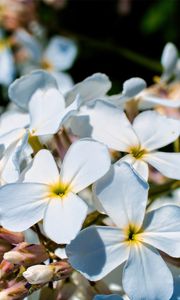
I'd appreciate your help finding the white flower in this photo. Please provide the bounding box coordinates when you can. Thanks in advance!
[0,139,110,244]
[0,70,80,183]
[43,36,78,72]
[71,101,180,180]
[66,163,180,300]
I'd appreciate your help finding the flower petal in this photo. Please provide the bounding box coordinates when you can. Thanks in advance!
[71,100,139,151]
[0,183,49,231]
[65,73,111,106]
[60,139,111,193]
[0,110,29,136]
[122,77,146,100]
[8,70,58,111]
[144,151,180,180]
[43,193,88,244]
[119,154,149,180]
[141,95,180,108]
[133,111,180,151]
[94,163,149,230]
[140,205,180,257]
[123,243,173,300]
[66,226,129,281]
[23,150,60,185]
[29,87,65,136]
[161,43,178,81]
[43,36,77,71]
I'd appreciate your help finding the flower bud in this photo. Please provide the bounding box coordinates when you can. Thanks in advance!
[0,280,27,300]
[3,243,49,266]
[3,251,24,264]
[23,265,54,284]
[23,261,72,285]
[0,228,24,245]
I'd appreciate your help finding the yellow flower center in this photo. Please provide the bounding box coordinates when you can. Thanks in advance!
[129,146,147,159]
[124,224,143,244]
[49,182,69,198]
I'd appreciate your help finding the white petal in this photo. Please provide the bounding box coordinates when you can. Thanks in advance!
[140,205,180,257]
[58,94,81,129]
[141,95,180,108]
[0,110,29,135]
[1,130,29,183]
[8,70,58,111]
[122,77,146,100]
[65,73,111,106]
[161,43,178,81]
[29,87,65,135]
[60,139,111,193]
[0,128,26,150]
[94,163,148,230]
[51,71,74,94]
[94,295,123,300]
[66,226,129,281]
[0,183,49,231]
[71,100,139,151]
[23,149,60,185]
[43,193,88,244]
[144,151,180,180]
[43,36,77,71]
[123,243,173,300]
[133,111,180,150]
[119,154,149,180]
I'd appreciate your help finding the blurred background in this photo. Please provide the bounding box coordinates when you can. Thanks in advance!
[0,0,179,105]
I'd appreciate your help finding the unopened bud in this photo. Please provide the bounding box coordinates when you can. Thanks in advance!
[0,280,27,300]
[4,251,24,264]
[23,261,72,285]
[0,228,24,245]
[23,265,54,284]
[3,243,49,266]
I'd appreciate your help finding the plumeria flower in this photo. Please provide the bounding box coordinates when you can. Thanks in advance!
[93,295,123,300]
[71,101,180,180]
[0,139,111,243]
[66,163,180,300]
[0,70,80,183]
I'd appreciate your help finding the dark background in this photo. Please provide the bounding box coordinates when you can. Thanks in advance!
[39,0,180,92]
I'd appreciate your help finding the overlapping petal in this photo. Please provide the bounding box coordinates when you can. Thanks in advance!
[28,88,65,136]
[60,139,111,193]
[72,100,139,150]
[65,73,111,106]
[66,226,129,281]
[94,163,149,229]
[8,70,58,111]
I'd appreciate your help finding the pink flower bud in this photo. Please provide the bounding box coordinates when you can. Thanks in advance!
[23,265,54,284]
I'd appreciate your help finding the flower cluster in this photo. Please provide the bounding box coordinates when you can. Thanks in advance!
[0,42,179,300]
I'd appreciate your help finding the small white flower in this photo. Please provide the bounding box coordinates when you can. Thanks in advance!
[66,163,180,300]
[0,139,110,243]
[71,101,180,180]
[0,70,80,183]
